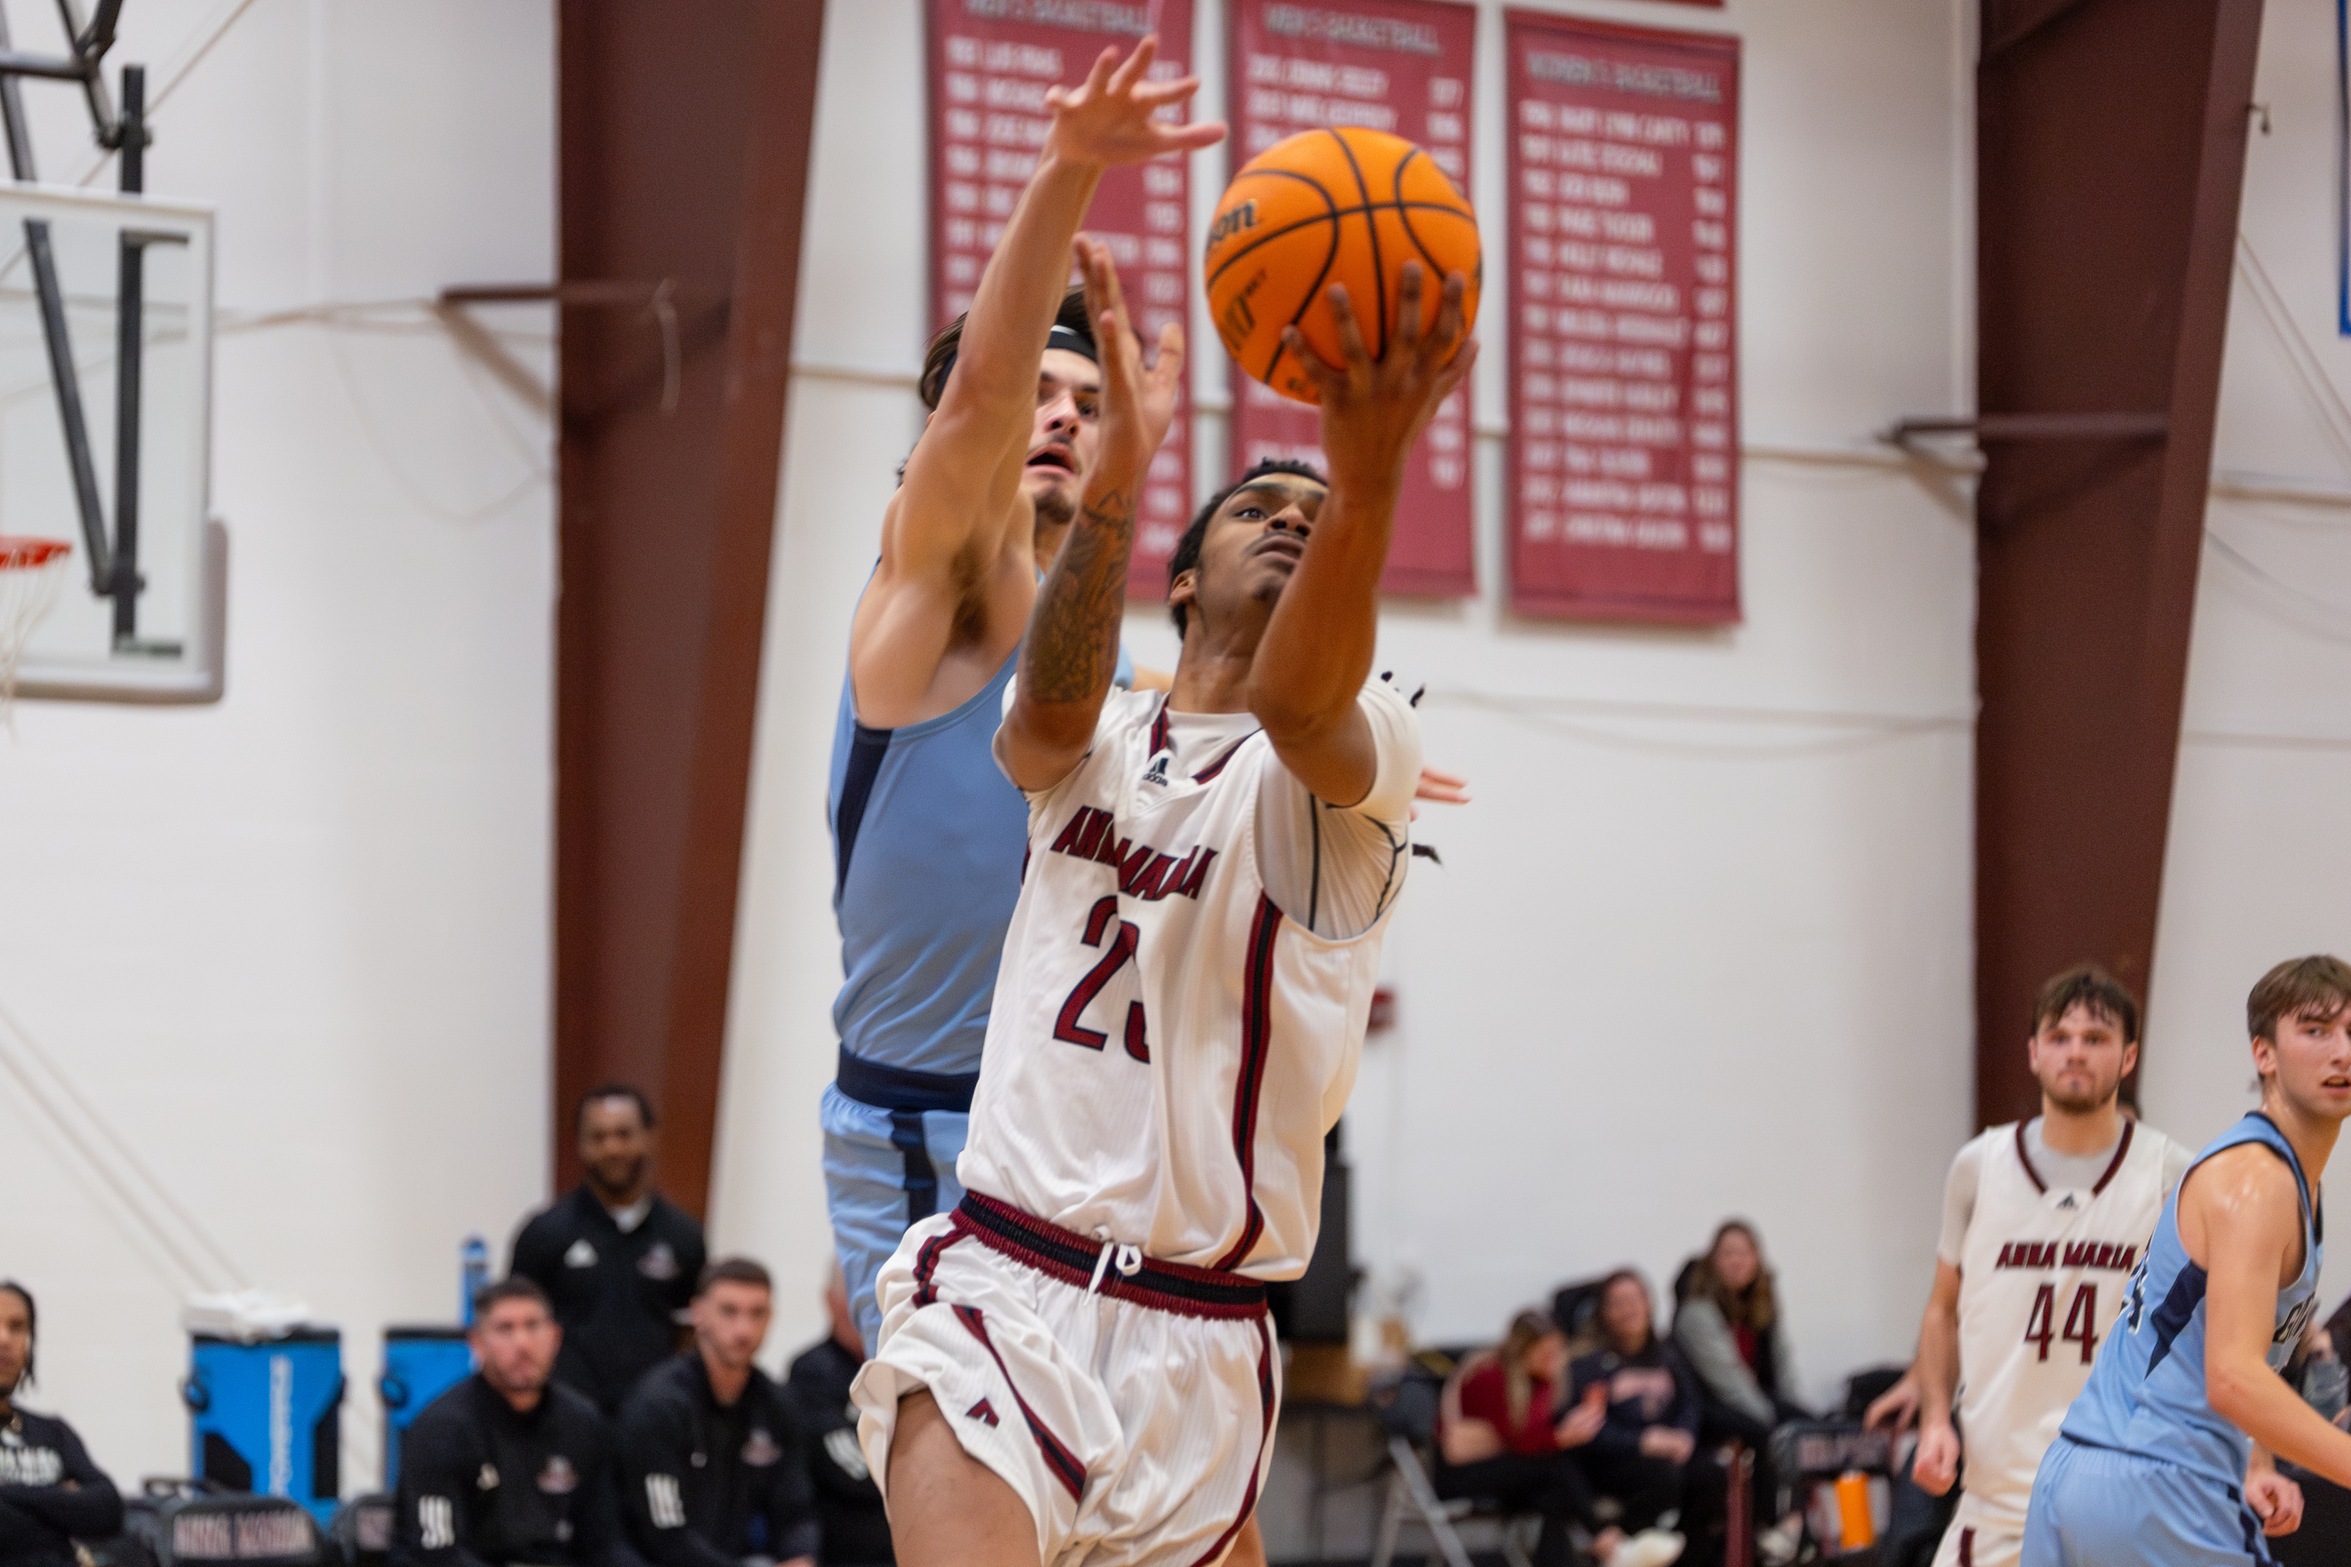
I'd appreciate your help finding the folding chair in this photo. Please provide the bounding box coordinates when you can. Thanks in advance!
[1764,1420,1896,1558]
[1366,1353,1545,1567]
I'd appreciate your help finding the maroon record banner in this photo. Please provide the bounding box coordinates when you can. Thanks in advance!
[1504,12,1740,623]
[1227,0,1479,598]
[926,0,1196,596]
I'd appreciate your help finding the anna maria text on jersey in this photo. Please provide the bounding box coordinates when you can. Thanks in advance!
[1046,805,1218,902]
[1993,1240,2139,1273]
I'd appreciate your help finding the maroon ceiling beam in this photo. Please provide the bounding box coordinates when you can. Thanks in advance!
[553,0,826,1215]
[1973,0,2264,1123]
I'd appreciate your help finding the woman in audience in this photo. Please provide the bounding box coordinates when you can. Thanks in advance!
[1672,1222,1808,1559]
[1567,1271,1725,1567]
[1435,1309,1680,1567]
[1673,1221,1806,1438]
[0,1282,123,1567]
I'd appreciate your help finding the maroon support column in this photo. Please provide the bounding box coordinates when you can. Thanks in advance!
[553,1,826,1214]
[1973,0,2264,1124]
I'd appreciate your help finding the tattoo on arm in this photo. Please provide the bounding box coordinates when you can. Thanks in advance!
[1024,489,1136,703]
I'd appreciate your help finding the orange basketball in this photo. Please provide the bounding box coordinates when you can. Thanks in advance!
[1205,127,1481,405]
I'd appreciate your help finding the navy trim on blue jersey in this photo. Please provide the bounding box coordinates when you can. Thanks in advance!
[834,1047,981,1113]
[890,1110,939,1223]
[2144,1261,2209,1376]
[833,721,893,898]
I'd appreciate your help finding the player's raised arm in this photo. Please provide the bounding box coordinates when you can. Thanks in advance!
[854,37,1221,726]
[999,240,1185,791]
[2194,1147,2351,1489]
[1246,264,1475,806]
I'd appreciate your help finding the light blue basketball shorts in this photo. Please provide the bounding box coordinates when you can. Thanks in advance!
[820,1082,969,1353]
[2024,1436,2273,1567]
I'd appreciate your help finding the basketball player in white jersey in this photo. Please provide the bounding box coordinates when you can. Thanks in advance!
[1864,966,2193,1567]
[850,242,1473,1567]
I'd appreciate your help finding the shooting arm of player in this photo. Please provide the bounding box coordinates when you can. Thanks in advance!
[2198,1149,2351,1493]
[1907,1260,1963,1495]
[998,240,1184,791]
[1248,266,1474,807]
[855,37,1221,725]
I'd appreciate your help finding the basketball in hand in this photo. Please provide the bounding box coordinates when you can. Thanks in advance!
[1205,127,1481,404]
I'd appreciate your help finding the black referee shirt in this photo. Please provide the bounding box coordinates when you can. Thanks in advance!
[0,1407,122,1567]
[392,1374,635,1567]
[617,1354,818,1567]
[510,1189,706,1413]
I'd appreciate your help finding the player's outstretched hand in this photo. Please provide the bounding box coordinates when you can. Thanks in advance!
[1282,263,1477,499]
[1074,236,1184,493]
[2247,1468,2304,1536]
[1045,36,1225,168]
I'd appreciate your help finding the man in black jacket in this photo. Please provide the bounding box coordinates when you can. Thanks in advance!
[618,1260,817,1567]
[512,1087,708,1413]
[778,1268,889,1567]
[0,1282,123,1567]
[394,1278,637,1567]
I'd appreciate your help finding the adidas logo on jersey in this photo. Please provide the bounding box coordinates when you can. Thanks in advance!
[1143,752,1172,785]
[1048,806,1217,902]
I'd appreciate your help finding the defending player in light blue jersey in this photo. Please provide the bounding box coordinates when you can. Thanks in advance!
[822,36,1221,1357]
[2023,954,2351,1567]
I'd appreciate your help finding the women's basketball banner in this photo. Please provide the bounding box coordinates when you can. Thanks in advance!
[1226,0,1479,598]
[1504,12,1740,623]
[925,0,1197,596]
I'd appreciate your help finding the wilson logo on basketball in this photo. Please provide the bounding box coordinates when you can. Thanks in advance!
[1206,200,1257,249]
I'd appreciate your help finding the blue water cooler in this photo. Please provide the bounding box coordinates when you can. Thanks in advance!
[378,1327,474,1491]
[184,1328,345,1524]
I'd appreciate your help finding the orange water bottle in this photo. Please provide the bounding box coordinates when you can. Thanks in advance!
[1834,1469,1876,1551]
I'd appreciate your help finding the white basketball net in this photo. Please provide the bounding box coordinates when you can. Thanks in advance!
[0,537,71,719]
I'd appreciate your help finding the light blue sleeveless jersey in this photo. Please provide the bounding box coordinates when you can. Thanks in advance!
[827,643,1133,1082]
[827,655,1026,1080]
[2055,1111,2324,1489]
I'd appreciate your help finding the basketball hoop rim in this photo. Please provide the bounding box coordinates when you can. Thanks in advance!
[0,537,72,569]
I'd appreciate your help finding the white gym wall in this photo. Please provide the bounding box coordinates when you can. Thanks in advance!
[0,0,556,1484]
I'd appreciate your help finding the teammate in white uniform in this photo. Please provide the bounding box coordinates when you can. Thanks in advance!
[852,245,1474,1567]
[1865,967,2192,1567]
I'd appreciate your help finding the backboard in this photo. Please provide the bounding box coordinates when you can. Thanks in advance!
[0,182,220,703]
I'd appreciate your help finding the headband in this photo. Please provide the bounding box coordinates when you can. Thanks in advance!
[927,322,1099,408]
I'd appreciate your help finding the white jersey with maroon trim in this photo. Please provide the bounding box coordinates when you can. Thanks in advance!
[1950,1117,2188,1525]
[956,681,1417,1278]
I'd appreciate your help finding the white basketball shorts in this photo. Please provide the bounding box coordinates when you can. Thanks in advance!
[851,1192,1280,1567]
[1935,1490,2025,1567]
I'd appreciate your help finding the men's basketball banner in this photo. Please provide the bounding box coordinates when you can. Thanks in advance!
[1504,12,1741,623]
[925,0,1197,596]
[1226,0,1479,598]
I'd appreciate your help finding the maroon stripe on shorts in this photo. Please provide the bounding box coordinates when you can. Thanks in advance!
[950,1303,1087,1501]
[1188,1314,1278,1567]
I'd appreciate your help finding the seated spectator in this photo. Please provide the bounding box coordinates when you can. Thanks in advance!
[1568,1272,1726,1567]
[512,1086,708,1414]
[0,1282,123,1567]
[618,1259,817,1567]
[394,1278,635,1567]
[1672,1221,1807,1559]
[777,1266,891,1567]
[1434,1310,1680,1567]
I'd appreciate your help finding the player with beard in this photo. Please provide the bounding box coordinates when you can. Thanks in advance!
[820,36,1220,1359]
[1864,968,2191,1567]
[2023,955,2351,1564]
[513,1088,707,1413]
[396,1279,635,1567]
